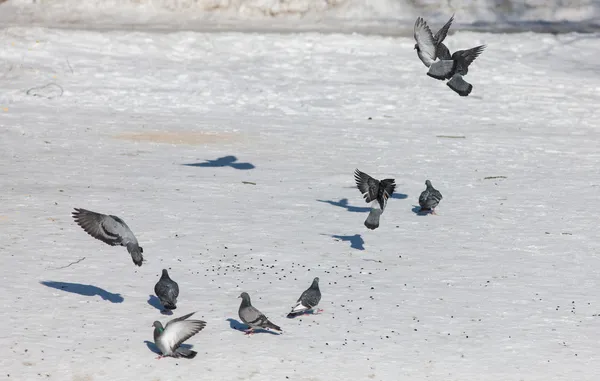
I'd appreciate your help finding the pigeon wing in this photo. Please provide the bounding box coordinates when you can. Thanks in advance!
[433,14,454,44]
[453,45,486,72]
[72,208,124,246]
[354,169,380,203]
[418,189,430,208]
[414,17,437,66]
[240,305,268,327]
[162,318,206,351]
[427,60,455,80]
[378,179,396,211]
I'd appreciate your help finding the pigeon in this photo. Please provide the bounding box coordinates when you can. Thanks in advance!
[72,208,144,266]
[152,312,206,359]
[413,15,454,68]
[238,292,282,335]
[287,277,322,318]
[418,180,443,214]
[154,269,179,313]
[354,169,396,230]
[427,45,486,96]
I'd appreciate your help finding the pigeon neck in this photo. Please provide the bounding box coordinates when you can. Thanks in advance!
[240,297,251,308]
[311,280,319,289]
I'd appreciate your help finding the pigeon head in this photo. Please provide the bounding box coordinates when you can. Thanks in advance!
[313,277,319,284]
[425,180,432,187]
[238,292,251,304]
[161,269,169,277]
[414,43,419,51]
[152,321,163,329]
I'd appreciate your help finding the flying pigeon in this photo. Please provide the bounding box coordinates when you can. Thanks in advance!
[413,15,454,68]
[154,269,179,313]
[152,312,206,359]
[418,180,443,214]
[72,208,144,266]
[354,169,396,230]
[427,45,486,96]
[238,292,282,335]
[287,277,322,318]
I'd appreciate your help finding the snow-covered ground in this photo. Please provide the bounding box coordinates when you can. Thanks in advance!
[1,25,600,380]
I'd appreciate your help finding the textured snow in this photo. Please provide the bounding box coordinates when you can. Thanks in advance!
[1,26,600,380]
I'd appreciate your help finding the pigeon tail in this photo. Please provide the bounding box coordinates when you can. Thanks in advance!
[174,347,197,359]
[126,243,144,266]
[447,74,473,96]
[265,321,282,332]
[427,60,455,80]
[364,208,382,230]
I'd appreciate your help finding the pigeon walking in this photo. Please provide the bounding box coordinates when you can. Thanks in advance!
[418,180,443,214]
[72,208,144,266]
[287,277,322,318]
[152,312,206,359]
[413,15,454,67]
[154,269,179,313]
[354,169,396,230]
[427,45,486,96]
[238,292,281,335]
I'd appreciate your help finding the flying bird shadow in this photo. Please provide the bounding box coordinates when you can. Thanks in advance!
[147,295,173,315]
[40,281,124,303]
[391,193,408,200]
[226,318,280,335]
[183,155,255,170]
[316,198,370,213]
[329,234,365,250]
[144,340,193,355]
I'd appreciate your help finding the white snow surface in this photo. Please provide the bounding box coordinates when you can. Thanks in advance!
[1,26,600,380]
[1,0,599,33]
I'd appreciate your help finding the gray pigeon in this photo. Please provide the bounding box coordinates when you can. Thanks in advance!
[154,269,179,313]
[72,208,144,266]
[427,45,486,96]
[287,277,322,318]
[418,180,443,214]
[413,15,454,68]
[238,292,282,335]
[354,169,396,230]
[152,312,206,359]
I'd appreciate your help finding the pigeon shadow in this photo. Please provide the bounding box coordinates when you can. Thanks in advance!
[147,295,173,315]
[40,281,124,303]
[144,340,193,355]
[329,234,365,250]
[316,198,370,213]
[183,155,255,170]
[391,193,408,200]
[411,205,431,216]
[226,318,280,335]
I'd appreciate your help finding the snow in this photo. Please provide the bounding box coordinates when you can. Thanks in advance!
[2,24,600,380]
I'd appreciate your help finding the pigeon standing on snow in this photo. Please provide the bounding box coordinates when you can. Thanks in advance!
[72,208,144,266]
[287,277,322,318]
[413,15,454,67]
[354,169,396,230]
[427,44,486,96]
[238,292,282,335]
[152,312,206,359]
[154,269,179,313]
[418,180,443,214]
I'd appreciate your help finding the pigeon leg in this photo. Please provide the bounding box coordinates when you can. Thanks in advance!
[244,328,254,336]
[155,355,164,360]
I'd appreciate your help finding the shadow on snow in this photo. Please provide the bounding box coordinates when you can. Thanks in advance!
[183,155,255,170]
[328,234,365,250]
[39,281,124,303]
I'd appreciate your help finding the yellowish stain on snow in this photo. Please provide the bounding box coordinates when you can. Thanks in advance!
[114,131,237,145]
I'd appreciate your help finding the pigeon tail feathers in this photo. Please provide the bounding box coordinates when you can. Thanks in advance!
[447,74,473,96]
[174,347,197,359]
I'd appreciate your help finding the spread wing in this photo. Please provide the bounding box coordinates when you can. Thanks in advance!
[72,208,127,246]
[433,14,454,44]
[354,169,380,204]
[454,45,486,68]
[414,17,436,66]
[163,315,206,351]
